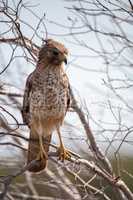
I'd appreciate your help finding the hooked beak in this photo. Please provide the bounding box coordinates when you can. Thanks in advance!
[64,57,67,65]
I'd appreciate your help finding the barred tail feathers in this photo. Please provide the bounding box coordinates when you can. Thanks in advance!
[27,130,51,173]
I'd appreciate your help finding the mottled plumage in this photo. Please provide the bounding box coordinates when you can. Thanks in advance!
[22,39,71,172]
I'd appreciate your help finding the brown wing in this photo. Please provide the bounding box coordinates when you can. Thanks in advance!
[22,72,33,126]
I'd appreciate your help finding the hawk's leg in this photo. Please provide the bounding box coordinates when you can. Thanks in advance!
[56,127,71,161]
[36,135,47,161]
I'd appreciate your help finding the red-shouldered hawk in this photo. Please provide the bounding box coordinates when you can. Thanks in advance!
[22,39,71,173]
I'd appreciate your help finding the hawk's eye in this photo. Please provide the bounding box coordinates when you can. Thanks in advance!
[52,48,59,56]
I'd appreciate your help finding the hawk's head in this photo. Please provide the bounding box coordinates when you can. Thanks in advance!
[38,39,68,66]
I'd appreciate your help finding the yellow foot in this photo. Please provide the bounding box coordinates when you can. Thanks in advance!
[57,146,71,161]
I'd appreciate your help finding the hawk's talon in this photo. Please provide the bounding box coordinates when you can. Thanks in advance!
[57,146,71,161]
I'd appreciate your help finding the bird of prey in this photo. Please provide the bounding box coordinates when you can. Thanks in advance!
[22,39,71,173]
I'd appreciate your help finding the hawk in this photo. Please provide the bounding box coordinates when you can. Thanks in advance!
[22,39,71,173]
